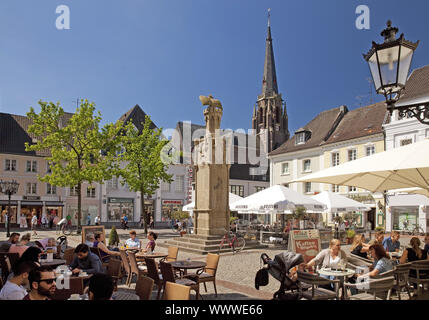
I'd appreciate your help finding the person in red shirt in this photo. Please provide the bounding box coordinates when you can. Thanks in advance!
[22,266,56,300]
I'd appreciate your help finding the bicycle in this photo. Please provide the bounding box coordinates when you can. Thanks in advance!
[218,229,246,254]
[62,223,78,235]
[407,224,425,236]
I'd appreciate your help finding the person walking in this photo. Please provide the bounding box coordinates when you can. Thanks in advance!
[87,213,91,226]
[94,215,101,226]
[31,213,38,236]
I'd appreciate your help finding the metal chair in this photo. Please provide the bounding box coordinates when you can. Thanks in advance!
[296,271,340,300]
[135,275,154,300]
[163,281,191,300]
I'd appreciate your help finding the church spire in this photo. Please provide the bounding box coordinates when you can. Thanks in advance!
[262,8,278,96]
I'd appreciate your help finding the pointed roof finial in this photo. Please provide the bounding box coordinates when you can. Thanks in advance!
[267,8,271,27]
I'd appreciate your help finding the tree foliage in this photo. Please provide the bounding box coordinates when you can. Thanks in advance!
[118,115,172,234]
[25,100,122,231]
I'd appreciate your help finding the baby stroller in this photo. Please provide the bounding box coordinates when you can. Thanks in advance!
[257,251,305,300]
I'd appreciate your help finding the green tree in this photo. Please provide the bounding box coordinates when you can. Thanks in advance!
[108,225,120,246]
[25,100,122,232]
[118,115,172,234]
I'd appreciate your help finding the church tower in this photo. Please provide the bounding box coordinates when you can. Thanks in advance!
[252,10,289,153]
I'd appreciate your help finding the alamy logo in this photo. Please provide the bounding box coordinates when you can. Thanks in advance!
[355,5,370,30]
[56,5,70,30]
[55,265,71,289]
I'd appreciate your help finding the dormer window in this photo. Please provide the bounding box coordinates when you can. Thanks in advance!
[295,128,311,145]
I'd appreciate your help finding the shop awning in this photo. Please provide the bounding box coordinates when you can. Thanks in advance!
[388,194,429,207]
[21,201,43,206]
[0,200,18,205]
[45,202,64,207]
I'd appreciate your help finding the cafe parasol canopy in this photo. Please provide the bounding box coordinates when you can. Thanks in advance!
[293,138,429,193]
[182,193,243,212]
[311,191,371,213]
[229,185,326,214]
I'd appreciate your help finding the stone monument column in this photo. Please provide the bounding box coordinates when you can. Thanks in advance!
[193,95,230,236]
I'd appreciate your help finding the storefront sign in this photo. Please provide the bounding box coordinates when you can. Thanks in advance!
[288,229,321,263]
[162,200,183,205]
[23,196,41,201]
[108,198,134,203]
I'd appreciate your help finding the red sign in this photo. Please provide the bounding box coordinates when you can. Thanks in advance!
[289,230,321,263]
[162,200,183,205]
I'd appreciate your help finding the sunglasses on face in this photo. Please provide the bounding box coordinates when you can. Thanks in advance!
[39,278,56,284]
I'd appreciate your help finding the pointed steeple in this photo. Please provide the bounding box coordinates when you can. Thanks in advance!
[262,8,278,96]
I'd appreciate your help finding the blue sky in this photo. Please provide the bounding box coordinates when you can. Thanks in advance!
[0,0,428,136]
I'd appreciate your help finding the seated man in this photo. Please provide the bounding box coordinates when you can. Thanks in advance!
[88,273,114,300]
[85,233,95,248]
[23,266,57,300]
[0,232,20,252]
[69,244,104,275]
[125,230,140,249]
[0,261,37,300]
[382,231,400,252]
[368,230,384,246]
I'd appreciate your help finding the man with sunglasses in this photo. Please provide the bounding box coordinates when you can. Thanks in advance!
[23,266,56,300]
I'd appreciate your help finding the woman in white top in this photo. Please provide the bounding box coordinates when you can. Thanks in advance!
[31,213,38,235]
[305,239,348,270]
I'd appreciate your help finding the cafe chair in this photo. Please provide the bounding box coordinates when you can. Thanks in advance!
[63,248,76,266]
[0,254,12,284]
[166,246,179,262]
[159,261,201,300]
[135,275,154,300]
[128,251,148,285]
[392,263,412,300]
[145,257,164,300]
[90,247,110,265]
[350,253,373,265]
[107,258,122,291]
[119,249,132,287]
[345,276,395,300]
[409,260,429,298]
[297,271,340,300]
[163,281,191,300]
[191,253,219,297]
[347,255,372,269]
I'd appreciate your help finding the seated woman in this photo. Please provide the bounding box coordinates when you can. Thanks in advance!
[9,233,31,257]
[399,237,428,264]
[93,233,120,261]
[350,234,370,259]
[305,239,348,270]
[142,232,158,253]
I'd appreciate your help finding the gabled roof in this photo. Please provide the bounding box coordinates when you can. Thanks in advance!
[0,112,73,157]
[119,105,157,131]
[324,102,386,145]
[397,65,429,104]
[269,106,348,156]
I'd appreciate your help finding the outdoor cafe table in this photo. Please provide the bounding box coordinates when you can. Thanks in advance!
[169,260,206,275]
[318,267,355,300]
[135,252,168,262]
[40,259,67,268]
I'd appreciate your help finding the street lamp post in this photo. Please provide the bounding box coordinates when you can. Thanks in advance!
[0,180,20,237]
[363,21,427,123]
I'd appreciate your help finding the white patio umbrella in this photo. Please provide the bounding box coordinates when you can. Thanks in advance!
[293,138,429,192]
[311,191,371,213]
[389,187,429,197]
[230,185,326,214]
[182,193,243,212]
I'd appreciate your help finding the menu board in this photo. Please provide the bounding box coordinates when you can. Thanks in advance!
[288,229,321,263]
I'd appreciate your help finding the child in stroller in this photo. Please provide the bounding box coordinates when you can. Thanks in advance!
[256,251,305,300]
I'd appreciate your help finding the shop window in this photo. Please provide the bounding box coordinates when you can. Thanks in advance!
[5,159,16,171]
[107,198,134,222]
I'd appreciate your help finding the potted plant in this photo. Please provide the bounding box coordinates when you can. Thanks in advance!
[108,225,120,246]
[346,229,356,244]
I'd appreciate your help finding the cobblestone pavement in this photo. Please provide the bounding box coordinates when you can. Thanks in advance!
[2,227,428,300]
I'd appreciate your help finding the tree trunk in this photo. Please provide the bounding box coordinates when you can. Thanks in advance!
[141,191,147,234]
[77,182,82,233]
